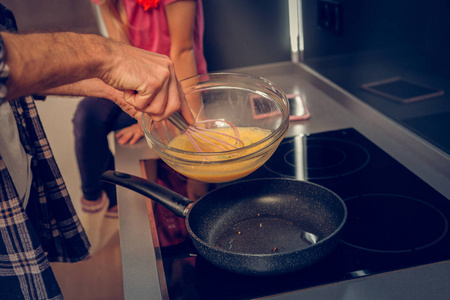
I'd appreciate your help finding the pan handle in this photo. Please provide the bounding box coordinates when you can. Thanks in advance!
[101,170,193,217]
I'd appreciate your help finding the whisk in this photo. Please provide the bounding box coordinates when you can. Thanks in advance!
[168,111,245,152]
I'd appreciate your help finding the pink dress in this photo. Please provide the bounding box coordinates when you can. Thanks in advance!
[93,0,207,75]
[91,0,208,247]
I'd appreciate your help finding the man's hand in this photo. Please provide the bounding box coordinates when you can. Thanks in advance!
[102,42,194,123]
[1,32,194,124]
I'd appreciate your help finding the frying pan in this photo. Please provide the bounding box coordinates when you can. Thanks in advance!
[101,170,347,276]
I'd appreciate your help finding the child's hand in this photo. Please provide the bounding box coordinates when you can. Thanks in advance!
[115,123,144,145]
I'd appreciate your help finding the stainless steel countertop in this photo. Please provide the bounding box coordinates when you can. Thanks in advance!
[114,61,450,300]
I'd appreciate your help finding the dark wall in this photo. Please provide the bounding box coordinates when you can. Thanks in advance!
[2,0,292,72]
[1,0,99,34]
[202,0,291,71]
[300,0,450,155]
[302,0,449,61]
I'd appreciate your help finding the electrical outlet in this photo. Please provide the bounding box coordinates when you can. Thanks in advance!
[317,0,343,35]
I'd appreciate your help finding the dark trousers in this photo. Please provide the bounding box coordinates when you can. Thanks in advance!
[73,97,136,207]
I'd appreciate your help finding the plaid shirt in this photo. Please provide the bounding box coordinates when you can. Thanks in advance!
[0,4,90,299]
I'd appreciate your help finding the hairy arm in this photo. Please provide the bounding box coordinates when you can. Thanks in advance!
[41,78,141,120]
[3,32,109,100]
[0,31,194,123]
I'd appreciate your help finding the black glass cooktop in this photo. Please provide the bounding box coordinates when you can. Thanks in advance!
[152,128,450,300]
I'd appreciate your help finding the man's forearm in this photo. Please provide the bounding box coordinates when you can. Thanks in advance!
[38,78,121,101]
[1,32,113,100]
[0,29,194,122]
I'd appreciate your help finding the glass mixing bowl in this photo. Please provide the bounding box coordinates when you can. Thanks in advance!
[142,73,289,183]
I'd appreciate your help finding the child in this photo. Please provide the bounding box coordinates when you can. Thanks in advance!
[74,0,208,250]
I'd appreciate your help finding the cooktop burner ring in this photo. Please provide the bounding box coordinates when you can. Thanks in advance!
[341,193,449,253]
[263,136,371,179]
[284,145,347,169]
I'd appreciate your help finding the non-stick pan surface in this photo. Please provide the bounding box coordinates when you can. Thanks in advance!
[101,171,347,276]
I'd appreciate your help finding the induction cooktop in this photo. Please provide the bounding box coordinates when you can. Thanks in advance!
[151,128,450,300]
